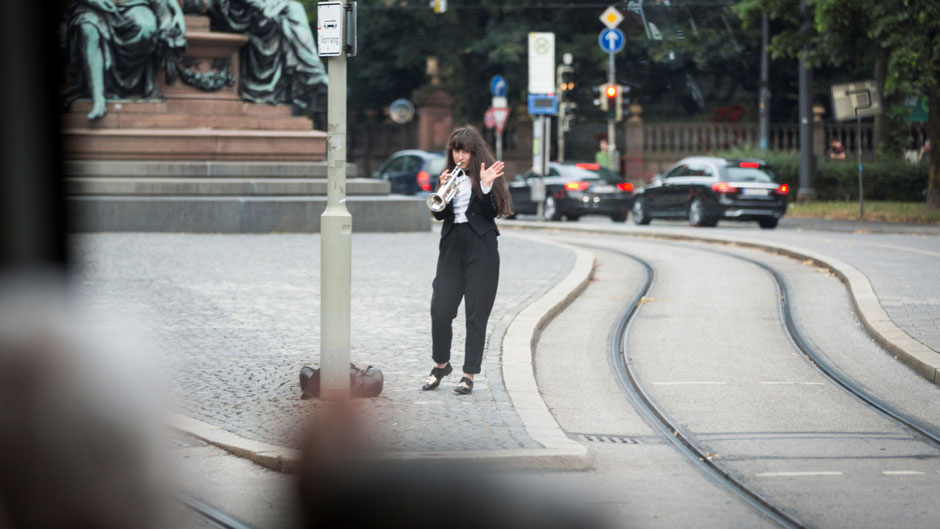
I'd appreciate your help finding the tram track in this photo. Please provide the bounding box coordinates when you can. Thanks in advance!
[573,238,940,529]
[173,491,259,529]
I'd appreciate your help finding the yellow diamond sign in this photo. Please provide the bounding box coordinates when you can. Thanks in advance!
[600,6,624,29]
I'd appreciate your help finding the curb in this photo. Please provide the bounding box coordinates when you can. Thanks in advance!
[169,232,595,472]
[502,220,940,388]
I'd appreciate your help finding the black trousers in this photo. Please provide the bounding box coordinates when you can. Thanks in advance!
[430,223,500,375]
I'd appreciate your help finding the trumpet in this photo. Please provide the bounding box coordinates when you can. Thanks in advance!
[426,163,467,212]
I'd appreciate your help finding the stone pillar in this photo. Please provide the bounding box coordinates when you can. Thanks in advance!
[417,90,454,152]
[624,102,646,182]
[812,104,826,158]
[415,56,454,151]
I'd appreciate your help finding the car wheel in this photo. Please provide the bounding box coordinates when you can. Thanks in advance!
[610,213,627,223]
[758,218,779,229]
[543,196,560,221]
[688,198,717,227]
[632,198,651,225]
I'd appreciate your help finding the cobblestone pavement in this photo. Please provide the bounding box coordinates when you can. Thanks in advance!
[71,231,574,452]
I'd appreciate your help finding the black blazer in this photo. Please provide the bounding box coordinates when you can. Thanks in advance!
[433,188,500,240]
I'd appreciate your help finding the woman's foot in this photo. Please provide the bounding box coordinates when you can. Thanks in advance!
[454,376,474,395]
[422,362,452,390]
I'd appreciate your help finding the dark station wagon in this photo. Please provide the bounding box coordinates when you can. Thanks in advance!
[372,150,446,196]
[632,156,789,229]
[508,162,635,222]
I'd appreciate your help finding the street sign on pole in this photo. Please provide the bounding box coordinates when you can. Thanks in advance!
[317,2,345,57]
[831,80,881,122]
[484,108,496,129]
[598,28,625,54]
[492,107,510,133]
[599,5,624,29]
[528,32,555,94]
[830,80,881,219]
[490,75,507,97]
[528,94,558,115]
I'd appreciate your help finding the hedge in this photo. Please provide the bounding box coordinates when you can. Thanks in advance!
[717,147,929,201]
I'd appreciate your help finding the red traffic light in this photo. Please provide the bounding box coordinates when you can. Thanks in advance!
[605,85,618,98]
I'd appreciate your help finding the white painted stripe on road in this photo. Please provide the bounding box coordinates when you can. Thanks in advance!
[653,381,728,385]
[755,471,843,477]
[759,381,825,385]
[882,471,925,475]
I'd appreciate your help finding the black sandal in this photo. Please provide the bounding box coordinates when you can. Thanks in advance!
[422,362,452,390]
[454,376,473,395]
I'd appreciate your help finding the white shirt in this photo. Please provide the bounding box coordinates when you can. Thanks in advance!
[453,178,493,223]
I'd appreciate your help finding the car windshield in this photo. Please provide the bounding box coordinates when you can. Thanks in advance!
[726,166,776,183]
[558,163,621,183]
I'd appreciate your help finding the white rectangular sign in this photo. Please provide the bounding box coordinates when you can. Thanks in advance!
[831,80,882,122]
[317,2,345,57]
[528,32,555,94]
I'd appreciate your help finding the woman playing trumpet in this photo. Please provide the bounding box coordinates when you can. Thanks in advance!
[422,126,513,395]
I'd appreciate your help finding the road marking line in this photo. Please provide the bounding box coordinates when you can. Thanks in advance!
[759,381,825,385]
[755,471,843,477]
[882,471,925,476]
[652,381,727,385]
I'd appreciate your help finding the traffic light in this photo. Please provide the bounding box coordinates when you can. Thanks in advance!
[598,84,609,111]
[557,65,575,101]
[561,69,575,93]
[604,84,621,121]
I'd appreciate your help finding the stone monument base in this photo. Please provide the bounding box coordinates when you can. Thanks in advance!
[60,15,430,232]
[65,160,431,233]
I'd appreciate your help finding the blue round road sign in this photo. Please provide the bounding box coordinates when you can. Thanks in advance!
[490,75,507,97]
[599,28,625,54]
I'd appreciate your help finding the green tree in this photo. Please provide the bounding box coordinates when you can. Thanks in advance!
[734,0,940,209]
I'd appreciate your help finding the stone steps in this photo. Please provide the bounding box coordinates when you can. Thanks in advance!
[64,160,429,233]
[67,196,430,233]
[65,160,342,178]
[65,177,388,196]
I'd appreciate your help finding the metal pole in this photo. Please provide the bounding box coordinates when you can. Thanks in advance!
[759,13,770,150]
[496,129,503,161]
[607,52,616,172]
[558,103,566,163]
[857,111,864,217]
[534,115,544,220]
[797,0,816,201]
[320,46,351,400]
[545,117,551,170]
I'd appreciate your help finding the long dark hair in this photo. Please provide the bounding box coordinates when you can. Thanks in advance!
[445,126,514,218]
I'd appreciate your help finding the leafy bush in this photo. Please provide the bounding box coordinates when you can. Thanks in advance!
[718,147,928,201]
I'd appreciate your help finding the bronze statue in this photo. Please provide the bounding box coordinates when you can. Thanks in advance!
[62,0,186,120]
[203,0,328,108]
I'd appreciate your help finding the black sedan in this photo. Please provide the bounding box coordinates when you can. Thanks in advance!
[372,150,446,196]
[508,162,635,222]
[632,156,789,229]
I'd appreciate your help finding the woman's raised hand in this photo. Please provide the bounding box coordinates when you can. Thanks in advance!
[480,161,505,186]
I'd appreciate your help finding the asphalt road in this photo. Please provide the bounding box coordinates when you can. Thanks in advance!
[526,233,940,529]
